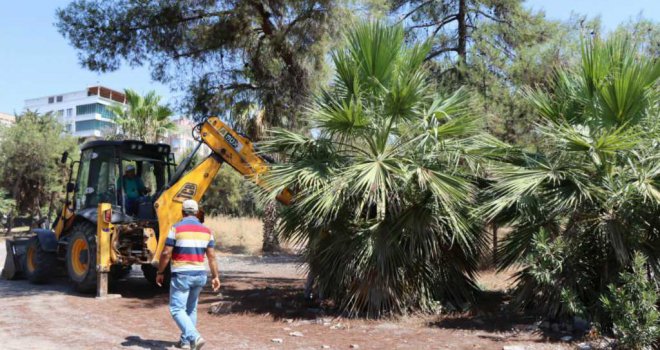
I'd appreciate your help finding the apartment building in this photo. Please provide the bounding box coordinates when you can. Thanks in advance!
[0,112,15,127]
[24,86,126,138]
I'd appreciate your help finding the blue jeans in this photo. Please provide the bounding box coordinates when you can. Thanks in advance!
[169,273,208,344]
[125,197,139,216]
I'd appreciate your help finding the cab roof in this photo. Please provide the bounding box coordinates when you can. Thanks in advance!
[80,140,171,154]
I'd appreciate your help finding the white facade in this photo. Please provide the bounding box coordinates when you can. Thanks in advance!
[24,86,126,138]
[0,112,15,127]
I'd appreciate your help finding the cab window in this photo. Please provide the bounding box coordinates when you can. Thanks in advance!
[75,147,118,209]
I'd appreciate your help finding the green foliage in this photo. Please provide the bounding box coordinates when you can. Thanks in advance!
[393,0,574,145]
[201,166,263,217]
[483,33,660,321]
[0,188,15,215]
[0,111,77,216]
[56,0,349,129]
[107,89,175,142]
[510,228,595,318]
[262,21,502,316]
[600,253,660,350]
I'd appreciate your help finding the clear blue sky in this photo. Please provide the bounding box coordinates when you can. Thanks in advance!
[0,0,657,115]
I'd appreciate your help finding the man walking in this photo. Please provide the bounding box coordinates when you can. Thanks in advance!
[156,199,220,350]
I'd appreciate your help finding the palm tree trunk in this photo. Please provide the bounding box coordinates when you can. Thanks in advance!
[492,223,498,266]
[261,200,280,253]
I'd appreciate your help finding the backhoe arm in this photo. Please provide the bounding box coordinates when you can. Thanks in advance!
[151,117,291,264]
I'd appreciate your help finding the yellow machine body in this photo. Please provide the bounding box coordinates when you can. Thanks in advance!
[2,115,291,293]
[152,116,291,264]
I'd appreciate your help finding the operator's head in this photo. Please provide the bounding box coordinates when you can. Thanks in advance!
[125,164,136,177]
[182,199,199,217]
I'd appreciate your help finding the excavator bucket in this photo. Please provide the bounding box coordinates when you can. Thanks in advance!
[1,237,29,280]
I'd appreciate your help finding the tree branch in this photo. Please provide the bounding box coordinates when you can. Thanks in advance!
[425,47,459,61]
[408,14,458,31]
[433,14,459,36]
[250,1,276,36]
[127,11,227,31]
[220,83,259,91]
[173,45,223,59]
[283,5,325,37]
[474,9,511,25]
[397,0,434,24]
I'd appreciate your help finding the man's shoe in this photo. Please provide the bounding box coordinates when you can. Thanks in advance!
[176,340,191,349]
[192,337,206,350]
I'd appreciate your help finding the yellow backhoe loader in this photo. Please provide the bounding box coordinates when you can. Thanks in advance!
[2,117,291,296]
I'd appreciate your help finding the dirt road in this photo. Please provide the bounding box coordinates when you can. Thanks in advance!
[0,239,568,350]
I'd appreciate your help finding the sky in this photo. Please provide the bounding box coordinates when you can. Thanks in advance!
[0,0,658,115]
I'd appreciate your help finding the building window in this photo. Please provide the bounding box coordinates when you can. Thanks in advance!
[56,96,63,102]
[57,110,64,117]
[66,108,73,117]
[76,103,116,119]
[48,97,54,104]
[75,120,114,132]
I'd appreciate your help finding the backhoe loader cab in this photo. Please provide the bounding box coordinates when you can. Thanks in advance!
[74,140,174,221]
[2,140,176,292]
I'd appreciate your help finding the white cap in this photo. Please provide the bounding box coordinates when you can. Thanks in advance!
[126,164,136,171]
[182,199,199,214]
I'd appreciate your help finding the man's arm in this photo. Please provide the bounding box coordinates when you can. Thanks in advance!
[156,226,177,287]
[206,247,221,291]
[156,246,173,286]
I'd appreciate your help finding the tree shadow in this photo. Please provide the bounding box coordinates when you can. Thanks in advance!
[0,276,76,297]
[216,245,251,255]
[428,291,573,343]
[217,253,303,266]
[201,274,326,321]
[120,336,176,350]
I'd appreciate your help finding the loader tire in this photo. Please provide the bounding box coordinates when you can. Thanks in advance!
[66,221,97,293]
[142,263,170,289]
[110,265,133,280]
[24,236,57,284]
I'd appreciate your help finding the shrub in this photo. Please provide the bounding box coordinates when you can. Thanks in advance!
[600,253,660,350]
[483,34,660,321]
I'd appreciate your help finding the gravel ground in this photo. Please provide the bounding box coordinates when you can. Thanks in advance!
[0,238,571,350]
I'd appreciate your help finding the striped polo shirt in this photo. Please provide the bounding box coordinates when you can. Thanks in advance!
[165,216,215,275]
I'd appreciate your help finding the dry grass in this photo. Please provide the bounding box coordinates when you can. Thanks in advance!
[476,268,518,292]
[476,225,518,292]
[206,216,264,255]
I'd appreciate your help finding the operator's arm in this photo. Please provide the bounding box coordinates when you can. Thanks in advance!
[137,177,149,194]
[206,234,220,291]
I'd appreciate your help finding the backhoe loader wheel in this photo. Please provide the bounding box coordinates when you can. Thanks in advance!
[24,236,57,284]
[65,221,97,293]
[110,265,133,280]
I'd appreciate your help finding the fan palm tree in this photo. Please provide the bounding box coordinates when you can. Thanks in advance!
[261,21,501,316]
[482,34,660,320]
[109,89,175,143]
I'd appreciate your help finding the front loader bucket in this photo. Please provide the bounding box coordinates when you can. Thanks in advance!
[1,237,30,280]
